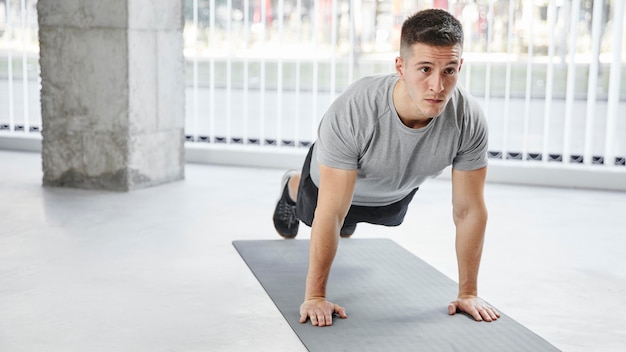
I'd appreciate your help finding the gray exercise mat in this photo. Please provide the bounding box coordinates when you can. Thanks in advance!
[233,239,560,352]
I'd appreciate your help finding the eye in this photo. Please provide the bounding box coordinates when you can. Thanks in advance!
[444,67,457,75]
[420,67,431,73]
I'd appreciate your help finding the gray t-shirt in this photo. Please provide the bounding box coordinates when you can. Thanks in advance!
[309,73,488,206]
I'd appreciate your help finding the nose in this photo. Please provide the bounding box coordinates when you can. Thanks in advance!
[428,73,444,93]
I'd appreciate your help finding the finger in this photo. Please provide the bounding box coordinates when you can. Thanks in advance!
[310,314,319,326]
[469,307,483,321]
[487,307,500,321]
[478,306,500,322]
[316,312,327,327]
[478,307,492,322]
[493,308,501,318]
[299,312,308,324]
[334,304,348,319]
[448,301,458,316]
[324,311,333,326]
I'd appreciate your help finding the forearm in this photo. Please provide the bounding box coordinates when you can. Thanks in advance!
[448,168,499,321]
[454,207,487,297]
[304,164,356,301]
[304,217,340,300]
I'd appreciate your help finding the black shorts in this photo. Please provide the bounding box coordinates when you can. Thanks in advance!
[295,144,418,230]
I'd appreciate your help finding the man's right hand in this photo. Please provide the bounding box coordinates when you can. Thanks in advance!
[299,298,347,327]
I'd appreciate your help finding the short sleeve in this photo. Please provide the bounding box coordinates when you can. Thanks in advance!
[315,97,361,170]
[452,97,488,171]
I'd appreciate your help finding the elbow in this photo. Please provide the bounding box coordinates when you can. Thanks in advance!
[453,204,488,226]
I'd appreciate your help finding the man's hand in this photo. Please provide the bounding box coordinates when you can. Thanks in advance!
[299,298,347,327]
[448,295,500,322]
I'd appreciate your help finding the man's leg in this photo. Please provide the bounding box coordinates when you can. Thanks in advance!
[273,144,318,238]
[287,174,300,201]
[273,143,360,239]
[273,171,301,238]
[340,223,357,238]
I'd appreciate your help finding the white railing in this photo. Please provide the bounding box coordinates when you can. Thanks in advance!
[182,0,626,168]
[1,1,625,180]
[0,0,39,135]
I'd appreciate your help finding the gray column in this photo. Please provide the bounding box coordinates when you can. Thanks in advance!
[37,0,185,191]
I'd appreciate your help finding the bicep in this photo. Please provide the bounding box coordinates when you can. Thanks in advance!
[451,167,487,219]
[316,164,357,222]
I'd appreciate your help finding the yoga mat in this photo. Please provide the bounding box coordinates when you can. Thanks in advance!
[233,239,560,352]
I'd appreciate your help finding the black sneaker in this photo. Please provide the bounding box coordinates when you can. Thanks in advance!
[273,171,299,238]
[340,223,357,238]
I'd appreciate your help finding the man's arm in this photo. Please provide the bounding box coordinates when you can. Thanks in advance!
[448,166,500,322]
[299,164,356,327]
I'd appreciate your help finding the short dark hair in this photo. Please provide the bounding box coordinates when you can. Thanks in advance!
[400,9,464,58]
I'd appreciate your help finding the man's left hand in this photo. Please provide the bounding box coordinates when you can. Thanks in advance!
[448,295,501,322]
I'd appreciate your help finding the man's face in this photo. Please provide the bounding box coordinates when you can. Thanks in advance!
[395,43,463,120]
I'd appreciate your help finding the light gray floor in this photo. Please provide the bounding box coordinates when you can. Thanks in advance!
[1,150,625,352]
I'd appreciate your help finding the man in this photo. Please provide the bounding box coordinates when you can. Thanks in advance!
[273,9,500,327]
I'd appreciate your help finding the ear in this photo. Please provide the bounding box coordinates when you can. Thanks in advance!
[458,57,464,72]
[395,56,404,77]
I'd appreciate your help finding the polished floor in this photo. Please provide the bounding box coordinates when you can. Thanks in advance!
[1,150,625,352]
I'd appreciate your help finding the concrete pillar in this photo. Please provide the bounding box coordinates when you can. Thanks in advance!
[37,0,185,191]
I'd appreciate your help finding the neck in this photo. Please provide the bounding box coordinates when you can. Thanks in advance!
[393,80,434,129]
